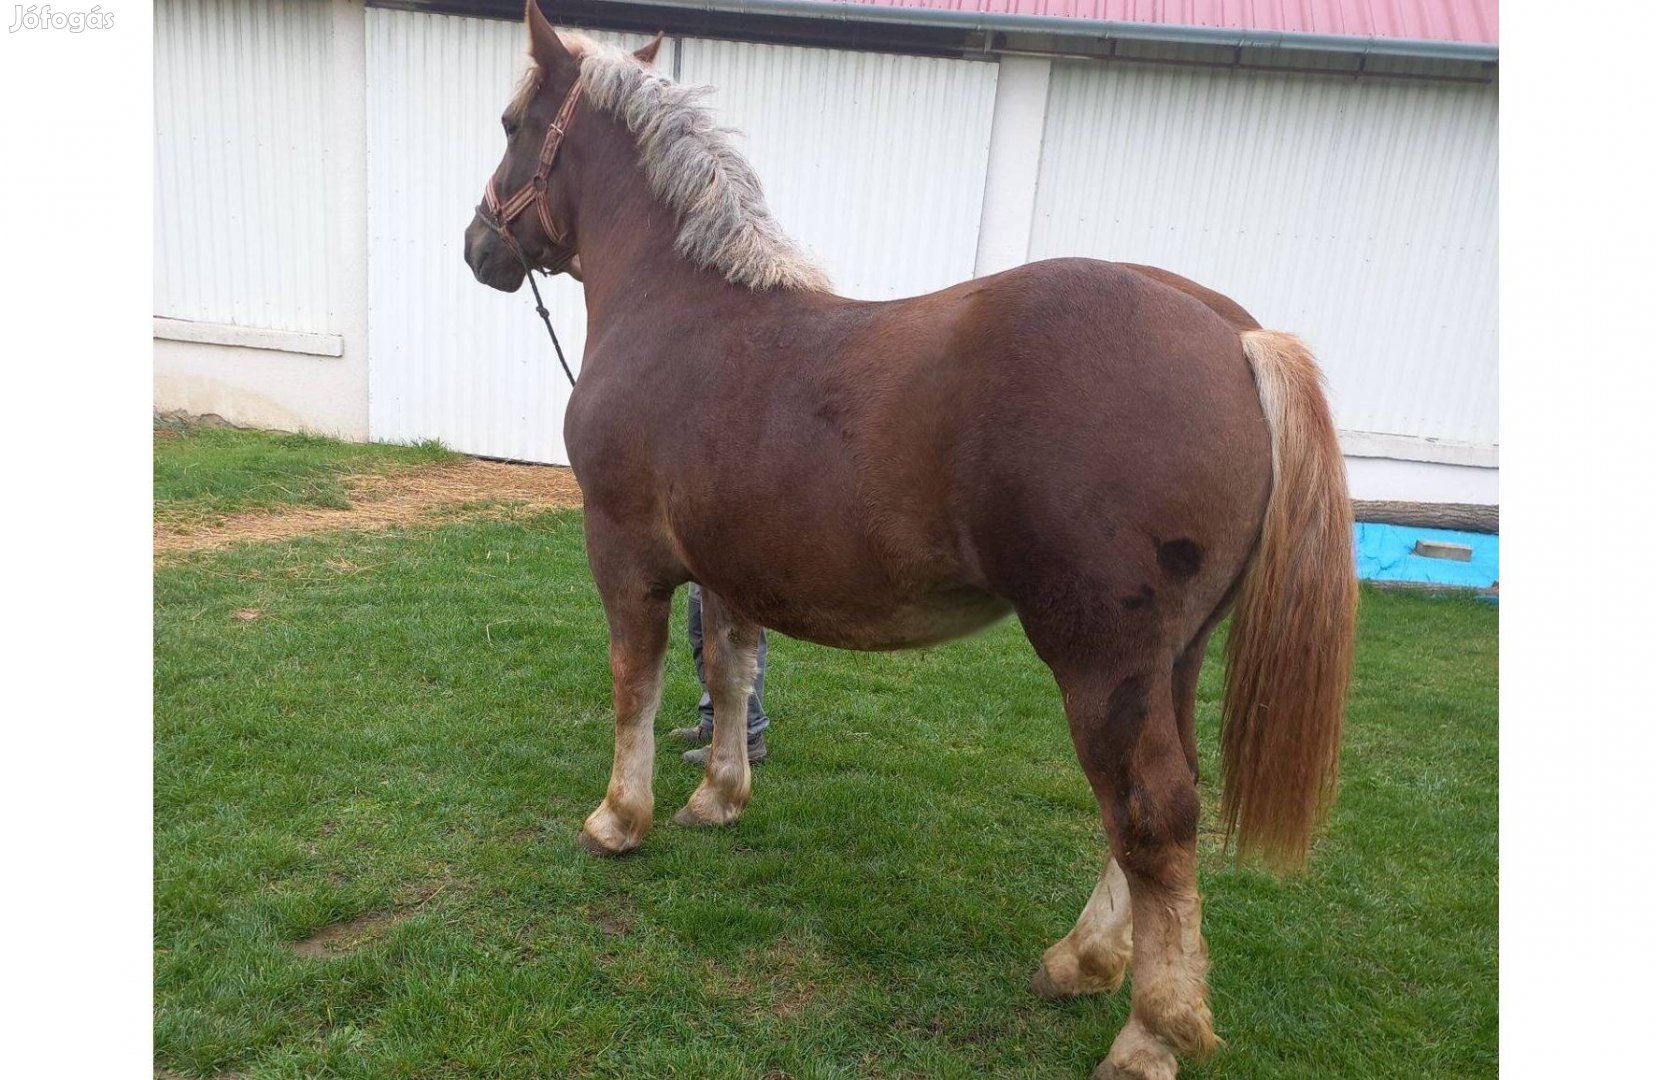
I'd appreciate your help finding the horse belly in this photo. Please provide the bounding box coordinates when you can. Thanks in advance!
[754,584,1013,652]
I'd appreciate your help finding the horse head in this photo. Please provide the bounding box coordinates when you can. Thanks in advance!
[463,1,660,291]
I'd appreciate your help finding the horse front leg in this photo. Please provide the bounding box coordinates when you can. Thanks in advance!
[674,587,759,827]
[578,584,670,856]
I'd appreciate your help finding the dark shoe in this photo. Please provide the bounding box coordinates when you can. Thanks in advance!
[682,734,768,766]
[671,722,713,746]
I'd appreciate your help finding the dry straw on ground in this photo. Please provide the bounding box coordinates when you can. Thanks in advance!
[154,459,584,557]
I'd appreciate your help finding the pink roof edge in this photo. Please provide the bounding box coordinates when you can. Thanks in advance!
[819,1,1498,46]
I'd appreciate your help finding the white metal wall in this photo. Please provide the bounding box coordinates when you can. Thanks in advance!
[677,40,998,301]
[364,12,999,464]
[160,4,1495,491]
[364,11,643,464]
[1030,55,1498,449]
[154,0,337,334]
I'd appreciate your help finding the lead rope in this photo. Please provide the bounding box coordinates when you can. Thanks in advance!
[523,265,576,387]
[481,215,578,388]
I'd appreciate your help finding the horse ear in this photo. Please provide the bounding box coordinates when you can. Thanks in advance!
[634,32,665,66]
[525,0,574,71]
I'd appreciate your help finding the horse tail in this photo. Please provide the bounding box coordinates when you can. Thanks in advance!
[1221,330,1357,871]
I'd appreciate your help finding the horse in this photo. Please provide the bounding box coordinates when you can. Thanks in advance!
[463,6,1356,1077]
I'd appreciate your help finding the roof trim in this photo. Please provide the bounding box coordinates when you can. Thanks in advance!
[610,0,1498,61]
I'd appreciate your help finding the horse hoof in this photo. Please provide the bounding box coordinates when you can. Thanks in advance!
[579,803,646,856]
[673,779,748,828]
[1091,1063,1143,1080]
[672,801,742,828]
[1095,1017,1182,1080]
[577,829,632,857]
[1091,1055,1177,1080]
[1029,961,1067,1001]
[1030,954,1127,1000]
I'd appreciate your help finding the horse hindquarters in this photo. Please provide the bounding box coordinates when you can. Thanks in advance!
[1015,328,1351,1079]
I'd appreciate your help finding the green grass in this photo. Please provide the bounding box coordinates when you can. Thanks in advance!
[155,515,1496,1080]
[154,424,455,524]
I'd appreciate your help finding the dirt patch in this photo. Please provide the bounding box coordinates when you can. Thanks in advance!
[155,408,240,434]
[291,909,410,958]
[762,942,822,1021]
[587,903,637,939]
[695,938,825,1023]
[291,881,453,958]
[155,459,584,557]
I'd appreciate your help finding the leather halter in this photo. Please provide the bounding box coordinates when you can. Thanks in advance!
[479,74,584,276]
[476,72,584,385]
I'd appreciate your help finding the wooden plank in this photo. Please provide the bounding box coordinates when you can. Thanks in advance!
[1353,500,1498,534]
[1414,540,1474,561]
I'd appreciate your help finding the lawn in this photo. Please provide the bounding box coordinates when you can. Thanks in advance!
[154,451,1497,1079]
[154,422,454,527]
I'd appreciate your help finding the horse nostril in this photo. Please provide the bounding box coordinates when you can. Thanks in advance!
[465,234,492,276]
[464,236,490,279]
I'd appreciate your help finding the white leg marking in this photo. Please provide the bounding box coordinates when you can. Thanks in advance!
[1101,885,1214,1078]
[675,603,756,827]
[1034,855,1134,998]
[581,647,663,855]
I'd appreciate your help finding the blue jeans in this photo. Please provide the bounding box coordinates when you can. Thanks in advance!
[686,583,769,738]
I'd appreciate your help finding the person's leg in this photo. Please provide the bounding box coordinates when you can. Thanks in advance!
[745,628,770,739]
[682,585,771,760]
[689,583,715,730]
[672,584,716,744]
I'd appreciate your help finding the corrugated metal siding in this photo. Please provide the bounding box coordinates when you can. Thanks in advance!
[366,14,998,463]
[676,40,998,300]
[365,12,656,464]
[819,0,1498,44]
[154,0,336,333]
[1029,55,1497,447]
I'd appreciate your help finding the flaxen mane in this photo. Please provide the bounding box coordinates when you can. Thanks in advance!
[558,35,831,293]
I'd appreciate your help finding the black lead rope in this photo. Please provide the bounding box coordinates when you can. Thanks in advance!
[523,267,577,387]
[477,202,578,388]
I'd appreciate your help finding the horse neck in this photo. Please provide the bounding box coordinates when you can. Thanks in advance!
[569,124,746,340]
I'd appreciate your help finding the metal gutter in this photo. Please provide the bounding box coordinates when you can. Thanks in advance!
[990,44,1494,84]
[605,0,1499,62]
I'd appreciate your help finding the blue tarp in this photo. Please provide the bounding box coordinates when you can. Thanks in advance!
[1354,522,1498,591]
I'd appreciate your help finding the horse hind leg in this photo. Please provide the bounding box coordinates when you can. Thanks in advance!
[1031,853,1134,999]
[1172,626,1214,784]
[1033,619,1219,1001]
[673,587,760,827]
[1064,661,1217,1080]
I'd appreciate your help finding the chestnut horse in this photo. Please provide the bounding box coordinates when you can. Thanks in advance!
[463,7,1356,1078]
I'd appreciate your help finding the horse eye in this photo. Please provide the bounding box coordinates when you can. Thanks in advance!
[502,117,518,137]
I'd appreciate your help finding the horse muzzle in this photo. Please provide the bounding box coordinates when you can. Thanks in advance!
[463,214,528,293]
